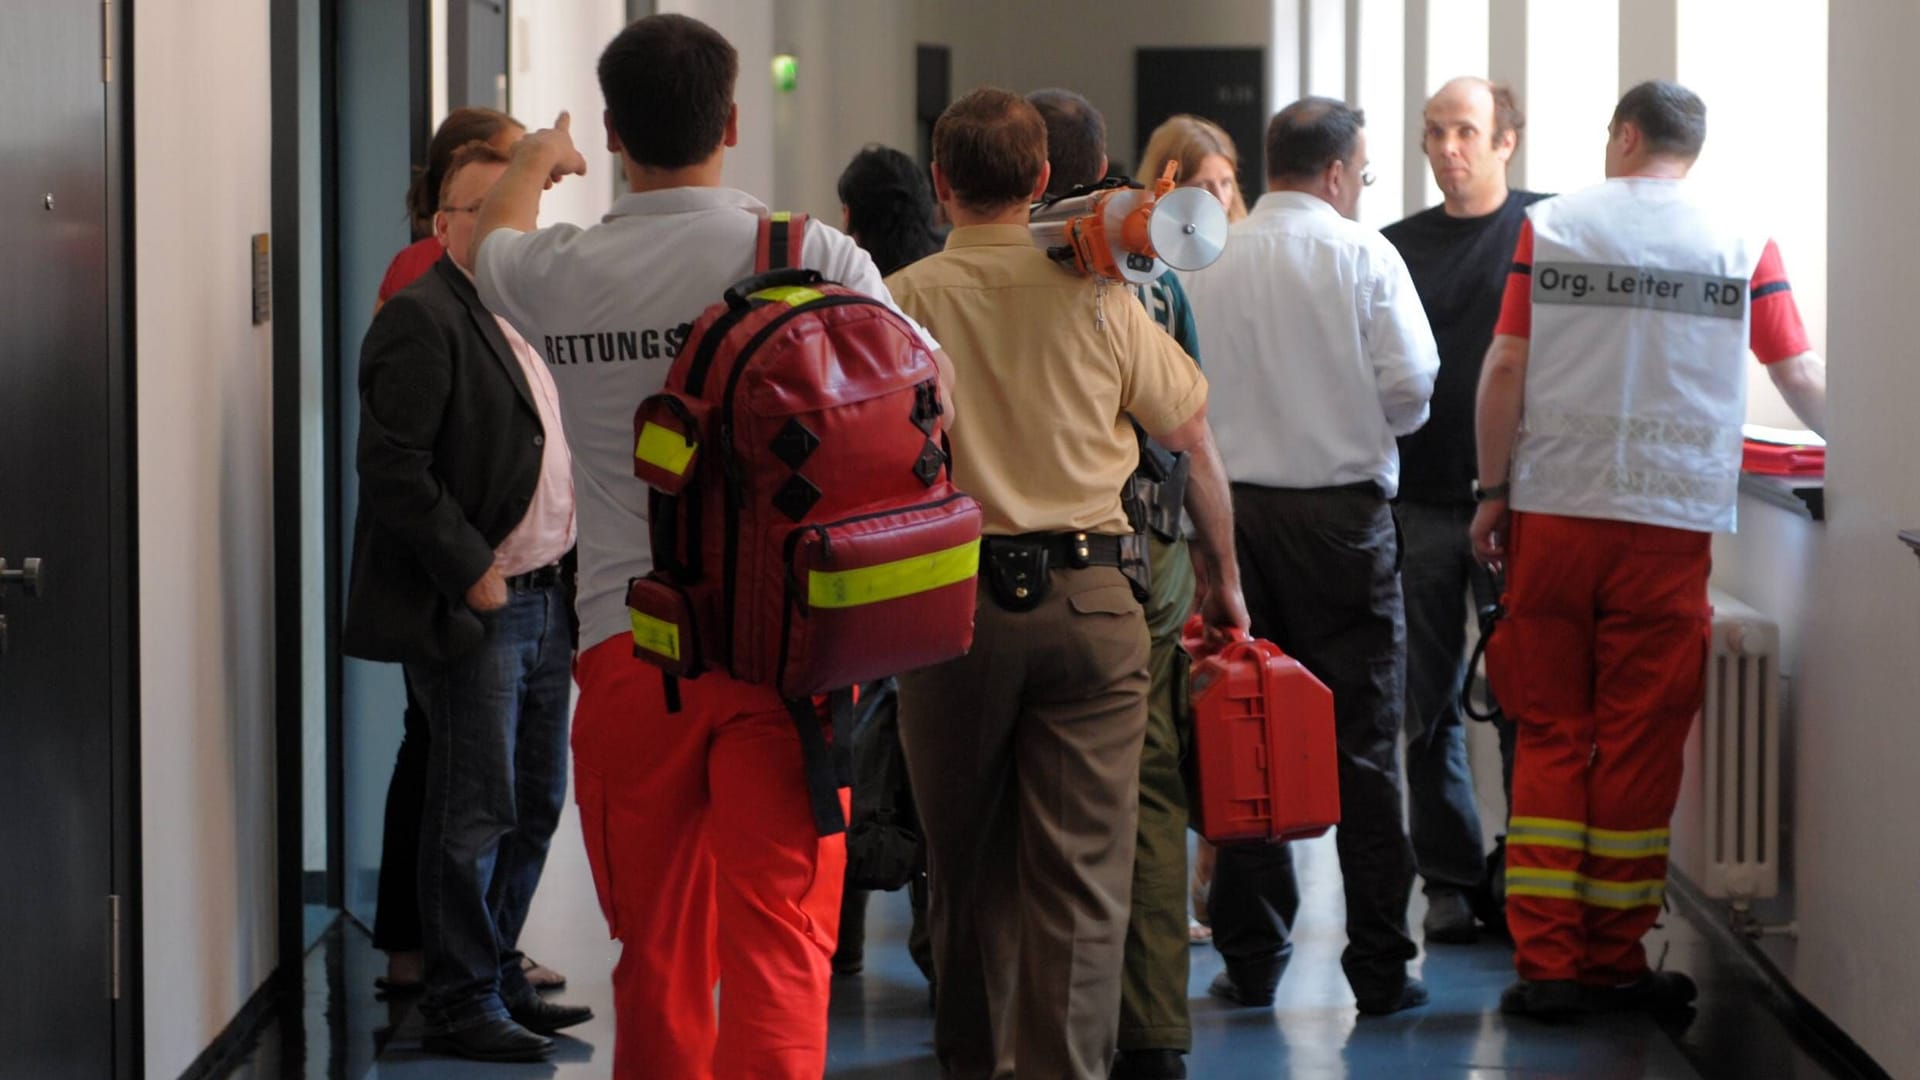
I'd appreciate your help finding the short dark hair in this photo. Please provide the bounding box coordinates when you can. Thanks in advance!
[1612,80,1706,159]
[933,87,1049,213]
[1265,97,1366,181]
[1027,88,1106,196]
[438,141,513,207]
[597,14,737,169]
[408,107,522,236]
[1490,82,1525,146]
[837,145,942,276]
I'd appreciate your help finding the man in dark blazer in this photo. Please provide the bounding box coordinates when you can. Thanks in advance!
[344,143,588,1063]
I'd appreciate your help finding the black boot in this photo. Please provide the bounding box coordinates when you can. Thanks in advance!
[1112,1048,1187,1079]
[833,887,869,975]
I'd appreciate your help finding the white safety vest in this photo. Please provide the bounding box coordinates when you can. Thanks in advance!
[1514,178,1763,533]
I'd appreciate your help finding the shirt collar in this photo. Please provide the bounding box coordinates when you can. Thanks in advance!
[943,224,1034,250]
[603,186,768,221]
[1251,190,1339,217]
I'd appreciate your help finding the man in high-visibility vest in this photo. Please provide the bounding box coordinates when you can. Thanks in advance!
[1471,80,1827,1020]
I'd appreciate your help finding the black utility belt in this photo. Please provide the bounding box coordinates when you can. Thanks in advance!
[505,562,565,591]
[981,531,1139,613]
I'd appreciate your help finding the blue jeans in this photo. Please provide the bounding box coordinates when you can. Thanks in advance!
[408,579,573,1034]
[1397,499,1509,894]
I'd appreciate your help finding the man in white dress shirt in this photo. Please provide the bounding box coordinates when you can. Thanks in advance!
[1185,96,1440,1016]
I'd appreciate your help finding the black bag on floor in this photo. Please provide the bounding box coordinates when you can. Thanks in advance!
[845,678,925,892]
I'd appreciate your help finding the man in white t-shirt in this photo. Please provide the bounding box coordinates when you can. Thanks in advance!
[470,14,948,1079]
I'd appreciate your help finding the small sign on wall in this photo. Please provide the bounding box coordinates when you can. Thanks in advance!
[251,233,271,325]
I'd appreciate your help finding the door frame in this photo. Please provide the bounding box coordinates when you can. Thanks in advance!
[108,1,143,1075]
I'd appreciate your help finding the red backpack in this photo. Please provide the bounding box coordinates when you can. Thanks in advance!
[626,214,981,830]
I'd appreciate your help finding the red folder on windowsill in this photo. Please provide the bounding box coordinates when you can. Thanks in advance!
[1741,439,1825,477]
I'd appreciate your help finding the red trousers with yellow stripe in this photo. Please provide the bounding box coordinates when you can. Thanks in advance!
[572,636,848,1079]
[1485,512,1710,985]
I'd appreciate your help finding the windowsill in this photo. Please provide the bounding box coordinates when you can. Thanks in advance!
[1740,472,1824,522]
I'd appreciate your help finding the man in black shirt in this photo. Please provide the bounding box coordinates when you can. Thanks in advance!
[1381,77,1544,944]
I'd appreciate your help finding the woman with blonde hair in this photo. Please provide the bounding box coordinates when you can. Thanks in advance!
[1137,113,1249,223]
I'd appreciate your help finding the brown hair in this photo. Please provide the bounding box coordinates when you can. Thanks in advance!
[437,141,513,210]
[406,107,523,237]
[1489,82,1526,145]
[932,87,1048,213]
[1137,114,1248,222]
[1027,88,1106,196]
[598,14,738,170]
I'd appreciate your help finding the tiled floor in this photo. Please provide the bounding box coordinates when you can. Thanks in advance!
[227,793,1862,1079]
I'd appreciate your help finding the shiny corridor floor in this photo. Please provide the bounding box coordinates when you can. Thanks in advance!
[235,795,1860,1080]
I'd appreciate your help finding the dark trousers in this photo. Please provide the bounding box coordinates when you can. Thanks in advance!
[407,580,574,1034]
[1398,499,1506,893]
[1209,483,1418,1004]
[1118,533,1196,1053]
[900,568,1149,1080]
[374,671,428,953]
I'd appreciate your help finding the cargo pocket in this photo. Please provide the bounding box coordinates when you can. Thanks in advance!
[574,768,621,939]
[1483,613,1593,723]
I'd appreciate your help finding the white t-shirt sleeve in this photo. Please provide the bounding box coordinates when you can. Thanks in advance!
[802,222,943,355]
[1363,241,1440,436]
[474,223,583,342]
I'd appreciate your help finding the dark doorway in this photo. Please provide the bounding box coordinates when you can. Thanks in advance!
[1135,47,1268,195]
[915,44,952,168]
[0,1,138,1078]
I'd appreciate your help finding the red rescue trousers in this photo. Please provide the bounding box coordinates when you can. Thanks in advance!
[572,635,848,1079]
[1485,512,1710,985]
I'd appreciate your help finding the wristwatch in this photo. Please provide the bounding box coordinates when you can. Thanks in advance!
[1473,480,1511,503]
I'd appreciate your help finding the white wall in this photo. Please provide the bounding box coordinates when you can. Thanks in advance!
[771,0,919,224]
[509,0,630,228]
[134,3,280,1076]
[1779,4,1920,1074]
[1678,0,1828,429]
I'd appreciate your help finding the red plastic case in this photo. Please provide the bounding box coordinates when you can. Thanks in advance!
[1184,622,1341,844]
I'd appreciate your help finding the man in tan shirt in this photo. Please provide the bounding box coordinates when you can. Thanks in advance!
[887,87,1247,1080]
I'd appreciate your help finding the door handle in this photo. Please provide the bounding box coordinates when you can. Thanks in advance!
[0,558,45,597]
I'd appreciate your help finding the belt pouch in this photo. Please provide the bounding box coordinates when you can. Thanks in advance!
[1149,451,1190,542]
[983,537,1049,612]
[1117,533,1152,604]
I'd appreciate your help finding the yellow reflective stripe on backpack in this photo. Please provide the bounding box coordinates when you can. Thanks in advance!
[808,539,980,610]
[770,211,793,223]
[635,421,697,476]
[629,609,682,662]
[752,285,827,307]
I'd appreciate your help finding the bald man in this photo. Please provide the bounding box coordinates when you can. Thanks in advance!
[1380,77,1544,945]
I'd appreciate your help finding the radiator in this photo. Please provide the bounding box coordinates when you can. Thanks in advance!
[1670,589,1782,902]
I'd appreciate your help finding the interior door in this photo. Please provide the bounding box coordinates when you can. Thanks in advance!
[0,1,121,1078]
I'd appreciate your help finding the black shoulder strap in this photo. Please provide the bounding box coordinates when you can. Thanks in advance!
[786,689,853,836]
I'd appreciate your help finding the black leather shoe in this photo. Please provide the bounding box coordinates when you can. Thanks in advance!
[1112,1048,1188,1079]
[1584,970,1697,1014]
[420,1018,554,1062]
[1207,970,1275,1009]
[1357,977,1430,1016]
[508,996,594,1035]
[1499,978,1582,1022]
